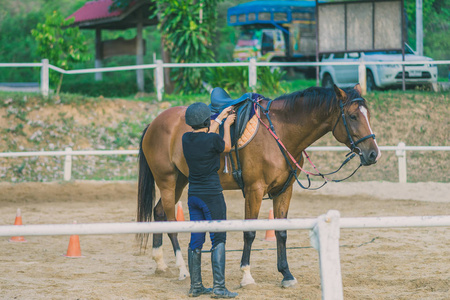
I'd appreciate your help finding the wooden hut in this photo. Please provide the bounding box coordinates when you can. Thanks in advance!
[67,0,157,91]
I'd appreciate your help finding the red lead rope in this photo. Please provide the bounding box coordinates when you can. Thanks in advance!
[253,101,331,180]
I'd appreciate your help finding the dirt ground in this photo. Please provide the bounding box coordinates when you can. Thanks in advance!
[0,181,449,300]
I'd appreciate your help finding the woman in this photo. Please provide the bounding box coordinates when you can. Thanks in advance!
[182,102,238,298]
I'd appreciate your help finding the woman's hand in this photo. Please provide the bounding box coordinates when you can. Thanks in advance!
[222,111,235,153]
[218,106,234,121]
[210,106,235,134]
[224,112,236,127]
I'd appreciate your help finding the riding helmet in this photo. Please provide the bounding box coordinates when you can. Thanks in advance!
[185,102,211,127]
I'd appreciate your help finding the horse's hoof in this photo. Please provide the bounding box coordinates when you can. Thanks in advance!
[178,271,190,281]
[240,265,256,287]
[155,269,165,275]
[281,277,297,288]
[240,275,256,287]
[155,264,168,273]
[240,283,259,290]
[155,268,173,278]
[240,279,256,287]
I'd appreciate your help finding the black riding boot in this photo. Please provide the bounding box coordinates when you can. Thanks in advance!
[211,243,238,298]
[188,247,212,297]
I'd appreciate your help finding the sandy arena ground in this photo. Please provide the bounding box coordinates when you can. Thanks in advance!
[0,181,449,299]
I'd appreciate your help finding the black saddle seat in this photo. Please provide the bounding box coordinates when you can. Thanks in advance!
[210,87,252,113]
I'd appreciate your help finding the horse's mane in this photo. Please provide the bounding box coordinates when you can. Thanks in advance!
[276,87,366,115]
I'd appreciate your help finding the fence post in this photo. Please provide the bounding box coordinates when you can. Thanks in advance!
[64,147,72,181]
[155,59,164,101]
[310,210,343,300]
[249,58,257,90]
[40,59,49,98]
[396,142,407,183]
[358,60,366,95]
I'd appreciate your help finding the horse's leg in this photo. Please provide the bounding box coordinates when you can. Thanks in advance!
[273,186,297,288]
[168,174,189,280]
[152,199,169,273]
[152,174,189,280]
[240,188,264,287]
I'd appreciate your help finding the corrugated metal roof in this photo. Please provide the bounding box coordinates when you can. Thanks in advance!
[67,0,124,23]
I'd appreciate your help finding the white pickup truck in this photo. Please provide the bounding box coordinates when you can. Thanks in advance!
[320,45,438,91]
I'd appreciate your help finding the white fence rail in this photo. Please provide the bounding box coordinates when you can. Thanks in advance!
[0,210,449,300]
[1,59,450,100]
[1,143,449,183]
[2,214,449,237]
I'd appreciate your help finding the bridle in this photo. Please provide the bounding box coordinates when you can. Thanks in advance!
[252,95,376,194]
[332,97,376,154]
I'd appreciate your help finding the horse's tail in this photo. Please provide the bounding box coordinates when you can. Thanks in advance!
[136,124,155,251]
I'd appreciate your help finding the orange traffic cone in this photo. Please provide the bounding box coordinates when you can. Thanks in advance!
[9,208,27,243]
[264,208,276,241]
[64,221,83,258]
[176,202,185,221]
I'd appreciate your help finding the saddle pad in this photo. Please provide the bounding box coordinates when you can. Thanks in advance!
[237,107,260,150]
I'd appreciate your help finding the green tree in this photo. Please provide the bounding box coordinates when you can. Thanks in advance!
[111,0,221,94]
[0,10,43,82]
[157,0,219,94]
[405,0,450,76]
[31,11,90,94]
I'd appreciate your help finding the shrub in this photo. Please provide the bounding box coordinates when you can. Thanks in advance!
[206,66,286,95]
[60,72,154,97]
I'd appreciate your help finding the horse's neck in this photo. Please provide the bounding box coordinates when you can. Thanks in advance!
[270,102,334,155]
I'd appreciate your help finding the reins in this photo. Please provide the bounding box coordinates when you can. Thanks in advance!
[252,96,373,193]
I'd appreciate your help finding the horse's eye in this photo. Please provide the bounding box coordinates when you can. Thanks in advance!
[350,114,357,120]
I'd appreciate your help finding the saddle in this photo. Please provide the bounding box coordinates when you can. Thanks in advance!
[210,88,298,200]
[210,87,260,149]
[210,87,267,198]
[210,87,252,112]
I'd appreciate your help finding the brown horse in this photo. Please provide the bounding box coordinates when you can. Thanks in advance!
[137,84,380,287]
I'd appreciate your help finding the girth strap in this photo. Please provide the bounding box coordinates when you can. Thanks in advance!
[256,98,303,199]
[228,146,245,198]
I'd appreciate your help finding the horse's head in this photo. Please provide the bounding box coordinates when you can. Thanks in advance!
[331,84,381,166]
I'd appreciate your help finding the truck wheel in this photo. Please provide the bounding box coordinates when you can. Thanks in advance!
[367,70,377,91]
[322,74,334,88]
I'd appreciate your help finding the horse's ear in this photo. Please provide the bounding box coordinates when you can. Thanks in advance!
[353,84,362,95]
[333,84,346,100]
